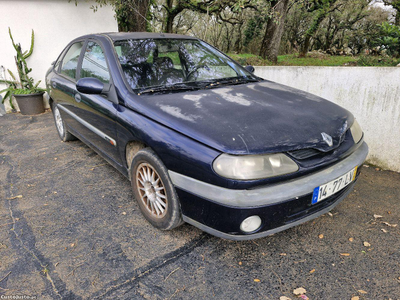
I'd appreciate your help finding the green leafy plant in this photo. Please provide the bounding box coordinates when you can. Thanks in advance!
[0,28,45,109]
[375,22,400,57]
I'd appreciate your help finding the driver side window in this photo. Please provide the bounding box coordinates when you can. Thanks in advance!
[80,41,110,84]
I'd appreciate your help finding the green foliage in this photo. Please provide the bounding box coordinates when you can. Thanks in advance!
[277,53,357,66]
[304,0,339,37]
[357,54,400,66]
[228,53,272,66]
[0,28,44,108]
[376,22,400,57]
[244,17,263,47]
[229,52,400,66]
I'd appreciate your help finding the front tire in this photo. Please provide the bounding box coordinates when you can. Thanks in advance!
[51,103,76,142]
[131,148,183,230]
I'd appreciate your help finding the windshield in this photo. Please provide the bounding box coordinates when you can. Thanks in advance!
[114,38,256,93]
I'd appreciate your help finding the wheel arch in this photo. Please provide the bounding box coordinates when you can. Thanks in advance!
[48,96,54,109]
[125,140,147,180]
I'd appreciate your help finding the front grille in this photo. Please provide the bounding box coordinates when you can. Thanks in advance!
[287,130,349,161]
[287,148,321,160]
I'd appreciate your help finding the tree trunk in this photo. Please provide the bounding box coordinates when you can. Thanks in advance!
[164,0,174,33]
[234,23,243,53]
[299,35,311,57]
[165,14,174,33]
[116,0,151,32]
[259,0,290,63]
[225,24,231,53]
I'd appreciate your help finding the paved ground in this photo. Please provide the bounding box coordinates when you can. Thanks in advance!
[0,111,399,300]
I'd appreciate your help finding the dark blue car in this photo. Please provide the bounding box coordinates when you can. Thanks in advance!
[46,32,368,240]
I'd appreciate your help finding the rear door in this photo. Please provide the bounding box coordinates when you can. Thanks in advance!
[50,41,85,129]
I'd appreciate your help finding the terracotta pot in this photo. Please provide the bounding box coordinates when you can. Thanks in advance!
[14,92,45,115]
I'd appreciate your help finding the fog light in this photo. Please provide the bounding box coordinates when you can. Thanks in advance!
[240,216,262,233]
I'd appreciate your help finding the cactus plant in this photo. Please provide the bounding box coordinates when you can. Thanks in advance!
[0,27,44,109]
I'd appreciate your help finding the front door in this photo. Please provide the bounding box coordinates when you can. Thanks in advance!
[72,40,121,165]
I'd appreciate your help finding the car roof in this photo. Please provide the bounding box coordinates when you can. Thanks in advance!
[100,32,198,41]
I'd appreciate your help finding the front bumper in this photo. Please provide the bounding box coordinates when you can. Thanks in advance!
[169,142,369,240]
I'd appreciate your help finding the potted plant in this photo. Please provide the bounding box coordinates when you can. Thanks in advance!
[0,28,45,115]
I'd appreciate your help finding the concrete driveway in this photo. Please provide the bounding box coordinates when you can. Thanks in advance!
[1,112,399,300]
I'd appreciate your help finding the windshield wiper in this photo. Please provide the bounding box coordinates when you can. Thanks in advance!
[138,83,198,95]
[205,77,259,89]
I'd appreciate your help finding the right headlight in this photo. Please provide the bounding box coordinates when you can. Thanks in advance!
[350,119,363,144]
[213,153,299,180]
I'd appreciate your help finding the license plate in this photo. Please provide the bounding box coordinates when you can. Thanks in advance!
[312,166,357,204]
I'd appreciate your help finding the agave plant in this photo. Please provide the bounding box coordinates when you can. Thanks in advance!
[0,28,45,109]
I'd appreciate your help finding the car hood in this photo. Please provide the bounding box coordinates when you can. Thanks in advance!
[126,80,354,155]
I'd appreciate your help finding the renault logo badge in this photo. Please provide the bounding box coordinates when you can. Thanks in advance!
[321,132,333,147]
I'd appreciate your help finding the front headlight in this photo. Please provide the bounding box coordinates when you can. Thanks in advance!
[213,153,299,180]
[350,119,363,144]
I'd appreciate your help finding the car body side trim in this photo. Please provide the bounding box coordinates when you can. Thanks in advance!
[58,104,117,147]
[182,184,352,241]
[169,142,368,208]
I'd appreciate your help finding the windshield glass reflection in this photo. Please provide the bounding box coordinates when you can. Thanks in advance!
[114,39,255,93]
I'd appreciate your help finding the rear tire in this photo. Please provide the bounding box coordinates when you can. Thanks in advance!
[131,148,183,230]
[51,103,76,142]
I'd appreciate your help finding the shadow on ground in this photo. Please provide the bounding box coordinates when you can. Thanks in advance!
[0,112,399,299]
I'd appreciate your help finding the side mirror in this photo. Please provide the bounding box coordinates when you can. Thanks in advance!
[51,61,56,66]
[245,65,255,73]
[76,77,104,94]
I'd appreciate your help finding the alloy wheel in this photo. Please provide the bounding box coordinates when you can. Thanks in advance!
[136,162,168,218]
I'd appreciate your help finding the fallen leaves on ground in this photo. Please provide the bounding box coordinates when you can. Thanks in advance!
[309,269,316,274]
[358,290,367,294]
[293,287,307,295]
[383,222,397,227]
[374,214,383,219]
[254,279,260,282]
[363,242,371,247]
[280,297,292,300]
[351,296,360,300]
[340,253,350,256]
[318,234,324,239]
[349,237,354,242]
[8,195,22,200]
[381,228,388,233]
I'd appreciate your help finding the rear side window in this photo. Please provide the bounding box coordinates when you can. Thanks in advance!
[60,42,84,80]
[54,47,68,71]
[80,41,110,84]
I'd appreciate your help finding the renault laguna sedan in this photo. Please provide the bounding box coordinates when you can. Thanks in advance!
[45,32,368,240]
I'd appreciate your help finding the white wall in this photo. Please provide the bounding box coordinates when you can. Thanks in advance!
[255,66,400,173]
[0,0,118,111]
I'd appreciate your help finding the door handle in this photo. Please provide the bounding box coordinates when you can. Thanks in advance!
[74,93,81,103]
